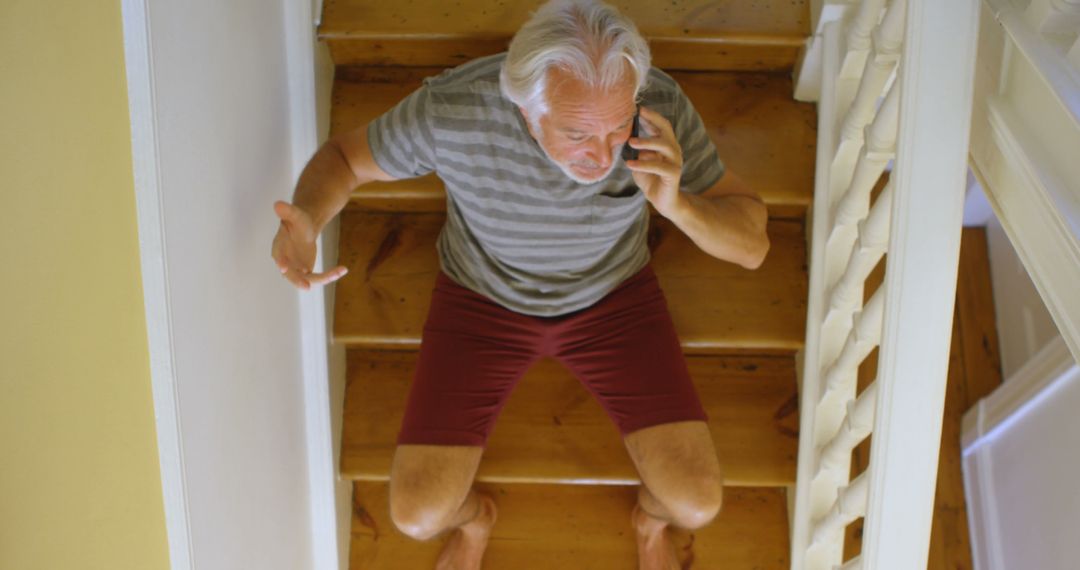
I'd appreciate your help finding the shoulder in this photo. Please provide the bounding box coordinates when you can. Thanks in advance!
[644,66,680,93]
[422,52,507,93]
[639,67,684,121]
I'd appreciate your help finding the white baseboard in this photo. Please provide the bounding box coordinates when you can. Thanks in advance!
[962,335,1077,454]
[284,0,346,568]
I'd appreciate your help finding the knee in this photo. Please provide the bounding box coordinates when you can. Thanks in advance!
[658,473,724,530]
[389,485,459,541]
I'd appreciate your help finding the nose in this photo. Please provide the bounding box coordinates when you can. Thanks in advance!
[584,137,612,170]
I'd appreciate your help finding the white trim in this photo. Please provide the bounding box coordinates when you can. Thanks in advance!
[119,0,194,567]
[860,0,981,567]
[790,20,843,570]
[962,335,1078,453]
[970,97,1080,367]
[961,335,1078,570]
[283,0,342,568]
[986,0,1080,128]
[962,447,1007,570]
[794,1,855,102]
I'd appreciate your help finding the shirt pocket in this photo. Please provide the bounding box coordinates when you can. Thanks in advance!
[589,189,646,236]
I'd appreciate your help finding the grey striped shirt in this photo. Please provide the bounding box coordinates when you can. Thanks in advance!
[367,52,724,316]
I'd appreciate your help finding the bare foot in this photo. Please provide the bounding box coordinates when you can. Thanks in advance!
[632,503,682,570]
[435,493,498,570]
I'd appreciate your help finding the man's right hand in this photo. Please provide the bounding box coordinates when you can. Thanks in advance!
[271,200,348,290]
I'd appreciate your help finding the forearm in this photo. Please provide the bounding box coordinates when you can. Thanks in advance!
[291,138,363,234]
[667,193,770,269]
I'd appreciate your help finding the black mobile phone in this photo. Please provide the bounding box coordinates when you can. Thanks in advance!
[621,108,641,162]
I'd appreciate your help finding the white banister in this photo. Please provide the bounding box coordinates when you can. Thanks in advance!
[858,0,979,568]
[842,0,887,77]
[837,0,906,155]
[817,382,880,479]
[977,0,1080,366]
[824,182,893,328]
[791,0,980,568]
[1024,0,1080,36]
[810,472,870,548]
[818,288,886,409]
[837,556,863,570]
[828,84,898,233]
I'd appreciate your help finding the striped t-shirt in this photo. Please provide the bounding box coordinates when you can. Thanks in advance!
[367,52,725,317]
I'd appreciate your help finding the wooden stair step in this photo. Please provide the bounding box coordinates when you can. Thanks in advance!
[320,0,809,71]
[341,350,799,486]
[331,68,816,218]
[349,480,791,569]
[332,210,807,353]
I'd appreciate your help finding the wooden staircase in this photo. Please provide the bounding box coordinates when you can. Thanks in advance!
[322,1,814,566]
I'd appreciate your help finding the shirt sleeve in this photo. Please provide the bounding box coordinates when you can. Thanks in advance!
[365,79,439,179]
[669,81,725,195]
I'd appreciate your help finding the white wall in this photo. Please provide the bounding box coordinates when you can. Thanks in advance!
[961,2,1080,567]
[963,341,1080,570]
[127,1,322,567]
[965,182,1061,378]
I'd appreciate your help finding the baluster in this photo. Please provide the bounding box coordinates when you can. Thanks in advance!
[817,288,886,412]
[837,556,863,570]
[841,0,888,77]
[827,80,899,239]
[816,381,880,481]
[810,471,870,548]
[837,0,907,158]
[822,182,893,331]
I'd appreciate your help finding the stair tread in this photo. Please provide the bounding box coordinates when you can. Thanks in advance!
[320,0,809,70]
[330,69,816,217]
[332,211,807,352]
[349,480,791,569]
[341,350,799,486]
[321,0,809,40]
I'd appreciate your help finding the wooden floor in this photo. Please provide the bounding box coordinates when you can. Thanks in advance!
[844,227,1005,567]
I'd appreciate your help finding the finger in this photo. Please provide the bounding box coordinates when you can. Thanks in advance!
[626,158,681,180]
[637,106,677,141]
[282,267,312,290]
[629,137,682,165]
[305,265,349,286]
[274,200,299,224]
[271,241,303,274]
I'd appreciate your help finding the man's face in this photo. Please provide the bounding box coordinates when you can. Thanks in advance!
[520,66,638,185]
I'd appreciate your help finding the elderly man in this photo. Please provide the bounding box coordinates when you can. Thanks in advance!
[272,0,768,567]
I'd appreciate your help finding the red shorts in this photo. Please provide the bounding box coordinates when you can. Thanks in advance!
[397,264,708,447]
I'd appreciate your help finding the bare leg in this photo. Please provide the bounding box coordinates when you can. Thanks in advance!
[624,421,724,570]
[389,445,497,570]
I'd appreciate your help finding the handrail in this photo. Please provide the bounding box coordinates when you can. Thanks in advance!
[790,0,980,568]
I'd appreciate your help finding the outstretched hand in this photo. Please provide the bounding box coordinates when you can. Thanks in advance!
[271,200,348,290]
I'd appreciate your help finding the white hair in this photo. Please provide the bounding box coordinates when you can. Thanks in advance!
[499,0,651,129]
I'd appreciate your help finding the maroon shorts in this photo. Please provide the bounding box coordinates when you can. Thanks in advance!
[397,264,708,447]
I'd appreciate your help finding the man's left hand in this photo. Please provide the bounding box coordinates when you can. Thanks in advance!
[625,106,685,219]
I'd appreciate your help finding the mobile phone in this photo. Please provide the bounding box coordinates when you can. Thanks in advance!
[621,108,642,162]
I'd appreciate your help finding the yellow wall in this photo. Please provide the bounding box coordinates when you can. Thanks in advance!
[0,1,170,568]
